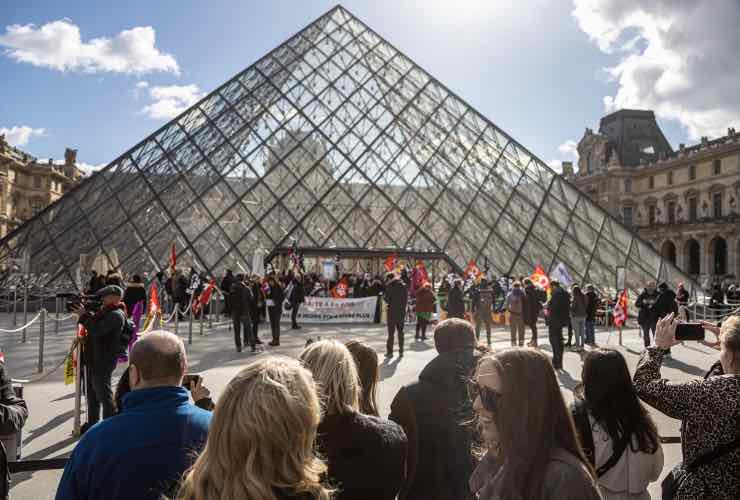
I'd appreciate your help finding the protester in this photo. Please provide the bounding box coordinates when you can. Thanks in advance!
[122,275,147,318]
[472,278,495,346]
[446,279,465,319]
[346,340,380,417]
[266,274,285,347]
[176,357,330,500]
[546,280,570,370]
[635,282,659,348]
[56,331,212,500]
[220,269,235,316]
[505,281,526,347]
[250,275,264,345]
[523,278,545,347]
[570,285,587,352]
[675,282,689,310]
[390,319,480,500]
[289,273,306,329]
[415,281,435,341]
[584,285,600,346]
[572,349,663,499]
[384,273,408,357]
[114,366,214,413]
[469,348,601,499]
[230,274,256,353]
[368,275,384,323]
[74,285,129,432]
[300,340,407,500]
[634,314,740,500]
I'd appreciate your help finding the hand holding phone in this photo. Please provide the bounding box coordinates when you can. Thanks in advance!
[182,374,202,390]
[675,323,705,342]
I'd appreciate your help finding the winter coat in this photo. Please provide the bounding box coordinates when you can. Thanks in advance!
[446,286,465,319]
[384,278,408,323]
[676,288,689,306]
[250,281,264,319]
[654,289,677,319]
[80,304,127,368]
[55,387,211,500]
[267,282,285,309]
[635,290,659,325]
[316,411,407,500]
[469,447,601,500]
[472,285,494,319]
[505,287,526,316]
[220,273,235,299]
[229,281,254,318]
[415,285,436,314]
[122,283,147,316]
[0,362,28,436]
[289,280,306,305]
[548,287,570,328]
[585,291,600,322]
[390,349,480,500]
[571,292,587,318]
[524,285,545,325]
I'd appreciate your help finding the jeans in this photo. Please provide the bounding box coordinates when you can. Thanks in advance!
[416,317,430,339]
[475,316,492,345]
[387,319,404,355]
[584,320,595,344]
[528,321,538,345]
[572,316,586,347]
[641,321,657,348]
[291,302,300,327]
[548,323,564,369]
[232,314,253,350]
[252,316,260,342]
[86,360,116,424]
[268,306,282,344]
[509,314,525,346]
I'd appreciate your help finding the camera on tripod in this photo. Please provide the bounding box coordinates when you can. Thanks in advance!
[57,292,103,314]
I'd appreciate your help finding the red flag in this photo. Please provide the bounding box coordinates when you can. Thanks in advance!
[169,244,177,273]
[464,260,481,279]
[613,289,629,326]
[530,265,550,290]
[331,277,349,298]
[148,281,160,315]
[384,254,397,273]
[199,279,216,307]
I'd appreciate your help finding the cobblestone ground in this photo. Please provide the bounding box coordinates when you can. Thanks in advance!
[0,313,718,499]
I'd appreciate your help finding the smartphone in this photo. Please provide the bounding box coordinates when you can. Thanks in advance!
[675,323,705,341]
[182,374,202,391]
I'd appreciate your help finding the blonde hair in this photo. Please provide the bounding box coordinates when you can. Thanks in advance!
[300,339,360,416]
[177,357,330,500]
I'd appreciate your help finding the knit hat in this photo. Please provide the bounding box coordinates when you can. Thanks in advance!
[97,285,123,298]
[434,318,477,354]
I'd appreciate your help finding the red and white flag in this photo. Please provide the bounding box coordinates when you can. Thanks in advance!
[613,289,629,327]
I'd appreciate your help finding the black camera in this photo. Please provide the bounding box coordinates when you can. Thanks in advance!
[58,292,103,314]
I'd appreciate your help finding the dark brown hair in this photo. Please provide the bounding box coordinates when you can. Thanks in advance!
[345,340,379,416]
[476,348,593,498]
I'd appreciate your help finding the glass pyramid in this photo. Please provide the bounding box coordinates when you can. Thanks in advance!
[0,5,695,294]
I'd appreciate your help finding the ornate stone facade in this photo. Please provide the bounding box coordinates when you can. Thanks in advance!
[568,109,740,288]
[0,135,84,238]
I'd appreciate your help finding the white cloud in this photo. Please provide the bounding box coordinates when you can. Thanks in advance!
[0,125,45,146]
[77,162,107,175]
[0,20,179,75]
[557,139,579,158]
[572,0,740,140]
[546,159,564,173]
[139,84,204,120]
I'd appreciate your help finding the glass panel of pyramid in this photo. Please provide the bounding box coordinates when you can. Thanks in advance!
[0,6,696,294]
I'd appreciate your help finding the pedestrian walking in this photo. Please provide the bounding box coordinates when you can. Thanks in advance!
[505,281,526,347]
[384,273,408,357]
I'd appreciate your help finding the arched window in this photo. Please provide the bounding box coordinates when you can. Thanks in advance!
[710,237,727,275]
[684,239,701,275]
[661,240,677,265]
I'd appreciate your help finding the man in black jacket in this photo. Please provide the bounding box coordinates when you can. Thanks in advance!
[389,319,479,500]
[384,273,408,357]
[75,285,128,432]
[288,274,306,330]
[230,274,255,353]
[584,284,600,346]
[547,280,570,370]
[446,279,465,319]
[220,270,235,316]
[523,279,545,347]
[0,361,28,498]
[635,281,659,348]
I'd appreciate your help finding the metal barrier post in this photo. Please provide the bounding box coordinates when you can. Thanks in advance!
[55,297,60,335]
[22,282,28,343]
[12,287,17,326]
[199,307,205,336]
[73,344,82,437]
[37,309,46,373]
[188,303,193,345]
[174,305,180,336]
[208,295,214,329]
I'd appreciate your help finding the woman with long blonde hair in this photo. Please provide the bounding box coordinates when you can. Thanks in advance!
[176,356,330,500]
[300,340,407,500]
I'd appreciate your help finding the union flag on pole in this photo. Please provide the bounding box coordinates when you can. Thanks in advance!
[530,265,550,290]
[613,289,629,327]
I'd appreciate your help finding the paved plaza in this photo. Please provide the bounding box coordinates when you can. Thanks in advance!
[0,312,720,499]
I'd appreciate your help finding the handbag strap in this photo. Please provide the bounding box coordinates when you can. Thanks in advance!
[596,434,630,477]
[688,435,740,470]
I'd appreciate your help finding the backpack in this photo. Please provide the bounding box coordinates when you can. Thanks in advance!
[507,292,523,315]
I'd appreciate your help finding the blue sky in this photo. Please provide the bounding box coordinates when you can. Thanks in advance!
[1,0,737,172]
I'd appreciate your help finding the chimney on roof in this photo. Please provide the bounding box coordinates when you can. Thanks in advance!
[679,143,685,151]
[561,161,574,176]
[701,136,709,146]
[729,128,736,137]
[585,128,593,136]
[64,148,77,165]
[48,158,53,165]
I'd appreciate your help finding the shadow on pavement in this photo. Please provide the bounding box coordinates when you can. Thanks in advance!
[379,357,401,381]
[22,410,75,448]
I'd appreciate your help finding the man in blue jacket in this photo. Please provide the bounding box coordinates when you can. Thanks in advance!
[55,331,212,500]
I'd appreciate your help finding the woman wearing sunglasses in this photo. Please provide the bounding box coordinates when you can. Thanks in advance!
[469,348,602,500]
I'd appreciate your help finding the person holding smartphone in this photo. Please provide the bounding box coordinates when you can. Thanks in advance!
[633,314,740,500]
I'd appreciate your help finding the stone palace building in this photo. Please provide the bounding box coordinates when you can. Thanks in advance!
[0,135,84,239]
[566,109,740,288]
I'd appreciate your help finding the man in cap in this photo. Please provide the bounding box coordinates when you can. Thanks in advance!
[73,285,128,432]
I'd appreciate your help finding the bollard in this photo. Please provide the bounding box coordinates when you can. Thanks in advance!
[54,296,60,335]
[12,287,17,326]
[199,307,205,337]
[188,304,193,345]
[37,308,46,373]
[208,295,214,329]
[174,304,180,336]
[22,283,28,343]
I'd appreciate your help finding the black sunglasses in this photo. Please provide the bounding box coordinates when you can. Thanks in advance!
[468,380,503,412]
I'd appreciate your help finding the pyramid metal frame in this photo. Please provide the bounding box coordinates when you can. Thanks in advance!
[0,5,696,294]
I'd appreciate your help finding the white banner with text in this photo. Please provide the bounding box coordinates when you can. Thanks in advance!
[281,296,378,323]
